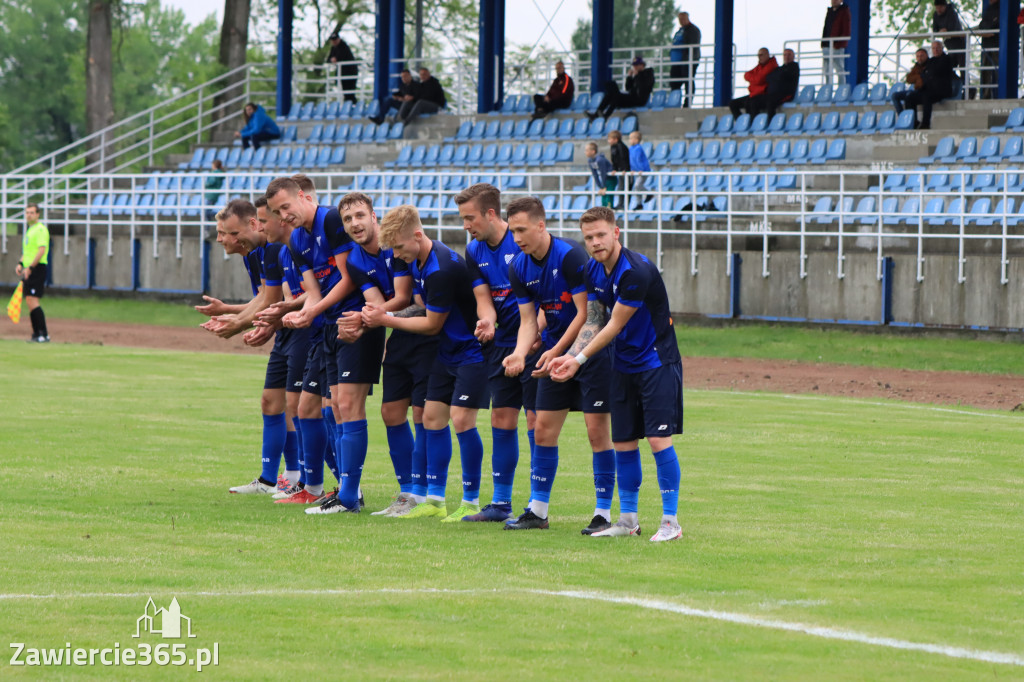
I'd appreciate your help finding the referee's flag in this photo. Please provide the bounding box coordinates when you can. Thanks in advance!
[7,281,23,324]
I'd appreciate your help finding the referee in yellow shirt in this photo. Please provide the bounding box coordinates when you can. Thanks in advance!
[15,204,50,342]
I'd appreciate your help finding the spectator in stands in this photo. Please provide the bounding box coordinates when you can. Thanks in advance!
[891,48,928,114]
[586,56,655,121]
[204,159,226,221]
[932,0,966,87]
[977,0,1000,99]
[669,12,701,108]
[627,131,652,208]
[904,40,954,130]
[585,142,616,208]
[821,0,851,86]
[398,67,447,124]
[531,61,575,120]
[607,130,631,210]
[765,48,800,119]
[371,68,416,125]
[326,32,358,103]
[234,102,280,150]
[728,48,778,119]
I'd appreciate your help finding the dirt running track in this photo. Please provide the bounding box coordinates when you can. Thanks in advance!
[3,318,1024,412]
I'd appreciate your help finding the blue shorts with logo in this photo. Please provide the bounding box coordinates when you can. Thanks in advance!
[610,361,684,442]
[264,327,313,393]
[484,344,539,411]
[301,326,328,398]
[424,359,490,409]
[323,323,385,386]
[381,330,439,407]
[534,346,612,414]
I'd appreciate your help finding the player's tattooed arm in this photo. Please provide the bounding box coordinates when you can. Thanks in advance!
[568,299,607,356]
[393,303,426,318]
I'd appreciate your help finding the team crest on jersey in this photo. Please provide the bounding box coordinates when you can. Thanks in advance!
[553,268,559,277]
[316,235,322,245]
[386,257,391,268]
[504,254,514,264]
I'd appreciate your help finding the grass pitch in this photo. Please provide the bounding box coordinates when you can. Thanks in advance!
[0,341,1022,680]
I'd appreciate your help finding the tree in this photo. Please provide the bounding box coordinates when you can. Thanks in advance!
[570,0,679,57]
[214,0,251,133]
[86,0,115,171]
[872,0,979,36]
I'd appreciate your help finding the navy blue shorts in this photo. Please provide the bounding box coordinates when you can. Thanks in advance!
[264,327,313,392]
[424,359,490,408]
[610,362,684,442]
[381,330,439,407]
[484,344,538,411]
[324,323,385,386]
[534,346,612,413]
[301,327,328,397]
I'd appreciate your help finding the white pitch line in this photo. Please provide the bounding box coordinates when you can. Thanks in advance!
[1,587,1021,667]
[700,388,1022,419]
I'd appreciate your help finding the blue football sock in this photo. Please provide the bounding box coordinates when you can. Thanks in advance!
[293,417,306,485]
[616,449,642,514]
[412,422,427,498]
[283,428,299,473]
[425,425,452,498]
[491,427,519,506]
[259,413,287,483]
[386,422,415,493]
[527,428,536,460]
[593,448,616,510]
[653,445,681,516]
[456,428,483,503]
[322,408,340,483]
[339,420,368,508]
[297,417,328,487]
[530,444,559,503]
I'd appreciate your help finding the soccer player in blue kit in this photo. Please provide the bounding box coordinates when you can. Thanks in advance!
[549,207,683,542]
[331,192,439,517]
[501,197,617,532]
[361,205,488,522]
[456,183,539,522]
[265,177,359,506]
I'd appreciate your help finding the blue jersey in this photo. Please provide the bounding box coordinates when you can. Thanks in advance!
[261,242,285,288]
[347,243,430,354]
[465,227,521,348]
[242,246,264,297]
[586,247,681,373]
[287,205,355,321]
[508,237,588,350]
[410,240,482,366]
[279,246,304,297]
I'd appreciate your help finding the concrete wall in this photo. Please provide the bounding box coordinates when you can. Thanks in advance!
[4,233,1023,330]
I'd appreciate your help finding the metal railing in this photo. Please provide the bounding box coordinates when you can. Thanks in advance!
[3,167,1023,291]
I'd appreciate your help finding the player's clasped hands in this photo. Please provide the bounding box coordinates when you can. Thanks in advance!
[502,352,525,377]
[474,318,495,343]
[548,355,580,383]
[360,302,386,328]
[337,311,364,342]
[254,301,289,327]
[242,324,276,347]
[531,348,561,378]
[282,308,313,329]
[194,295,229,317]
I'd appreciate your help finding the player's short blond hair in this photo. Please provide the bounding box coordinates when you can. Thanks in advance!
[580,205,615,227]
[379,204,421,247]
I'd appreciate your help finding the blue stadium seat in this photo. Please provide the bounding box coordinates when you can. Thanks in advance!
[364,100,380,120]
[525,118,545,139]
[414,174,437,191]
[832,84,852,105]
[332,123,349,144]
[992,107,1024,133]
[687,114,716,138]
[820,111,840,135]
[282,125,299,143]
[498,119,516,139]
[700,139,721,164]
[511,143,528,165]
[923,197,947,225]
[647,90,668,110]
[876,196,899,223]
[374,122,392,142]
[540,142,558,165]
[852,195,877,224]
[319,123,336,144]
[894,197,921,224]
[876,110,897,134]
[920,136,955,164]
[789,138,810,164]
[404,145,426,167]
[186,148,205,170]
[868,82,888,104]
[665,89,683,108]
[344,123,361,143]
[330,146,346,165]
[315,146,332,168]
[793,84,816,107]
[999,136,1024,162]
[438,144,456,165]
[556,118,575,140]
[668,140,687,165]
[966,168,995,191]
[469,121,487,140]
[423,144,440,166]
[809,197,834,223]
[567,195,589,220]
[569,118,588,139]
[304,124,323,144]
[717,139,738,165]
[556,141,574,163]
[516,96,534,114]
[838,111,858,134]
[893,109,916,131]
[822,138,846,162]
[734,139,756,165]
[527,142,544,165]
[683,139,702,164]
[850,82,869,105]
[504,173,527,190]
[714,114,735,136]
[965,135,999,163]
[976,198,1018,225]
[481,143,499,166]
[295,102,314,120]
[621,115,638,135]
[769,139,791,164]
[496,95,519,115]
[238,147,254,167]
[541,195,559,219]
[467,143,484,166]
[512,118,531,139]
[814,85,834,105]
[310,101,327,119]
[766,113,786,135]
[805,139,827,164]
[261,147,279,168]
[571,93,590,111]
[325,101,340,119]
[801,111,822,135]
[783,112,804,135]
[589,92,604,109]
[542,117,560,139]
[338,100,354,118]
[605,115,622,133]
[496,143,513,165]
[749,113,770,135]
[856,110,877,134]
[752,139,773,164]
[949,136,977,163]
[388,121,404,140]
[289,147,305,168]
[650,141,671,165]
[452,144,470,166]
[731,113,751,136]
[214,147,230,163]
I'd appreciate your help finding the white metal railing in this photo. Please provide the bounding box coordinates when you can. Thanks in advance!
[3,168,1023,289]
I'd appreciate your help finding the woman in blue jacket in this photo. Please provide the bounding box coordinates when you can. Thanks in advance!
[234,102,281,150]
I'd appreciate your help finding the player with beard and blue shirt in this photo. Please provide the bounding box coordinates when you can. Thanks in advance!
[456,184,539,523]
[549,207,683,542]
[331,192,439,518]
[361,205,488,522]
[502,196,616,532]
[265,177,357,506]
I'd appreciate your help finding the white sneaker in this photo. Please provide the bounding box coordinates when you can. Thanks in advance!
[305,496,358,515]
[229,478,275,494]
[272,483,302,500]
[591,520,641,537]
[649,521,683,543]
[370,492,416,516]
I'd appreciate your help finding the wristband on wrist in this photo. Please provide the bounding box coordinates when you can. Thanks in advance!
[386,311,395,317]
[574,351,588,366]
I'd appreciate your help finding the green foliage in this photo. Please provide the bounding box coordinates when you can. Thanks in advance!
[571,0,679,56]
[872,0,980,39]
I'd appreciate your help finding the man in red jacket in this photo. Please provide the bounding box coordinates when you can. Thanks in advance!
[822,0,851,86]
[728,48,778,118]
